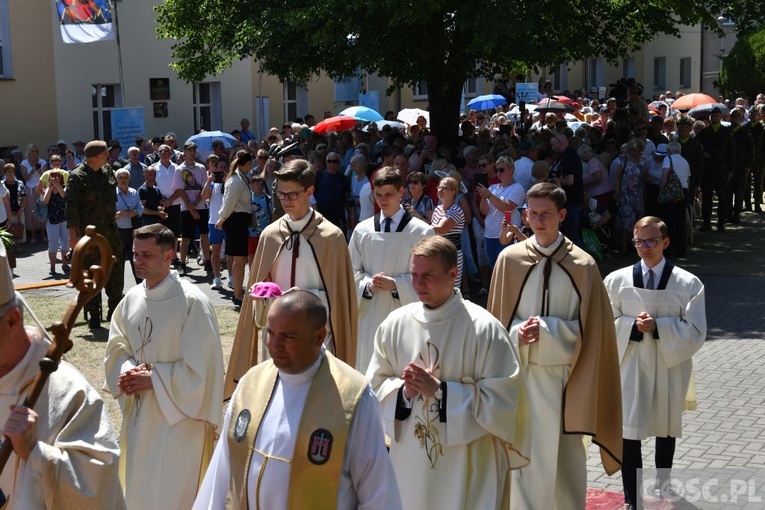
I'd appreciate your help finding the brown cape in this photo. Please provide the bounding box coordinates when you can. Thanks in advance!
[487,236,622,475]
[223,210,357,399]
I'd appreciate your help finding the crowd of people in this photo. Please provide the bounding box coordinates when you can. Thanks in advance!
[2,79,755,510]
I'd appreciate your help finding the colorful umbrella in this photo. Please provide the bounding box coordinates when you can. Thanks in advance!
[339,106,384,122]
[397,108,430,127]
[313,116,358,134]
[467,94,507,111]
[671,93,717,110]
[534,98,573,113]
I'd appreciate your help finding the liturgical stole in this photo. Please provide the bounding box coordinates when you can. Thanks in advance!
[225,352,367,509]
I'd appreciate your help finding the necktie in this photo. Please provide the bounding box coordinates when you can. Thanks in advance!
[384,217,392,233]
[647,269,655,290]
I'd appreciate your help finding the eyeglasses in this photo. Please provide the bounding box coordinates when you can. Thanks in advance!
[631,237,663,248]
[326,159,340,164]
[478,163,488,168]
[497,166,511,173]
[159,149,171,153]
[407,180,421,185]
[437,186,456,191]
[276,189,306,201]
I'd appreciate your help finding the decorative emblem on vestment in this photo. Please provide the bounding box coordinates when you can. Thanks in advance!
[413,341,443,469]
[308,428,333,465]
[234,409,251,444]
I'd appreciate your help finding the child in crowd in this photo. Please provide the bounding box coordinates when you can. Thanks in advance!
[248,174,273,268]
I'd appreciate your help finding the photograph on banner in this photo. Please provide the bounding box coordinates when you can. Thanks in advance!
[110,108,145,158]
[56,0,115,44]
[515,83,539,104]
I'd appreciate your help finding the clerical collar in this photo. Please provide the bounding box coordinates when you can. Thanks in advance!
[144,271,173,290]
[641,257,666,279]
[279,346,325,385]
[532,232,563,254]
[285,208,314,231]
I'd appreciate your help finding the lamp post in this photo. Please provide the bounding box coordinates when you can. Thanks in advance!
[717,16,726,98]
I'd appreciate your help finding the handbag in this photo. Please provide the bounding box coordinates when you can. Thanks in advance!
[581,228,604,261]
[657,156,685,204]
[34,197,49,222]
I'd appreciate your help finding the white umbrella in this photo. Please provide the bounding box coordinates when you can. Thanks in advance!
[397,108,430,127]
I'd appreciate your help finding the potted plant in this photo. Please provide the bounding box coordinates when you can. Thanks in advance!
[0,227,16,269]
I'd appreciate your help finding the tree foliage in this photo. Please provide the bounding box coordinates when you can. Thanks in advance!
[724,0,765,36]
[156,0,731,144]
[719,28,765,99]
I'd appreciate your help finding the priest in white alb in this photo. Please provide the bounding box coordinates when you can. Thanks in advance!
[604,216,706,510]
[193,290,401,510]
[349,166,433,372]
[105,225,224,510]
[367,236,527,510]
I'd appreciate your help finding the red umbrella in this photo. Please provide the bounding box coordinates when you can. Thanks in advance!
[671,93,717,110]
[552,95,573,104]
[313,116,358,134]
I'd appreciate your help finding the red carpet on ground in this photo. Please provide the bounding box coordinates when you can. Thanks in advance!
[586,488,683,509]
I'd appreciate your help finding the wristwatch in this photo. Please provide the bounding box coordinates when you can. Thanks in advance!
[434,384,443,400]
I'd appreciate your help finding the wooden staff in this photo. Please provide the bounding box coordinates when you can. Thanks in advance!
[0,226,115,476]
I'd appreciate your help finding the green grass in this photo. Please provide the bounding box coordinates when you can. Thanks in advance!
[20,294,240,431]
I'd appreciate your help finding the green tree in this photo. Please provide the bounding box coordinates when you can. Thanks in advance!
[156,0,729,145]
[719,28,765,99]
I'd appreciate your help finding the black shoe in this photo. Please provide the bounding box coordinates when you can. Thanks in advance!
[203,260,212,272]
[232,296,243,308]
[88,312,103,329]
[179,263,188,275]
[699,225,711,232]
[106,308,114,322]
[717,224,726,232]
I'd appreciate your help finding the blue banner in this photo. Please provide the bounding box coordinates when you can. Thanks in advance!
[110,108,145,158]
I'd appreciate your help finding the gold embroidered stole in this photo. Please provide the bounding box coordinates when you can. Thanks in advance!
[226,353,367,510]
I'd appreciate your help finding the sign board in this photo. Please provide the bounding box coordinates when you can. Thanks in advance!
[359,91,379,113]
[110,108,145,158]
[516,83,539,104]
[598,86,608,100]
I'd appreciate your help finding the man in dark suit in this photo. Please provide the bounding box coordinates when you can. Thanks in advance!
[697,107,735,232]
[729,109,754,223]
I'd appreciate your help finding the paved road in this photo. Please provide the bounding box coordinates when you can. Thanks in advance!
[8,209,765,507]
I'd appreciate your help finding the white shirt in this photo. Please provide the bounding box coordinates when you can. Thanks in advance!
[513,157,535,191]
[378,206,405,232]
[641,257,666,290]
[153,161,180,206]
[0,183,8,224]
[662,154,691,189]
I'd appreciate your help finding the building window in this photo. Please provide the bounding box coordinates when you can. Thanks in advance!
[334,75,361,103]
[193,82,221,132]
[653,57,666,90]
[588,58,604,91]
[622,57,636,79]
[413,81,428,100]
[284,81,298,122]
[464,77,484,98]
[679,57,692,88]
[553,64,568,92]
[92,84,122,140]
[0,0,11,78]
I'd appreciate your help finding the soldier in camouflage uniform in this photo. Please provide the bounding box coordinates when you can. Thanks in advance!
[66,140,124,328]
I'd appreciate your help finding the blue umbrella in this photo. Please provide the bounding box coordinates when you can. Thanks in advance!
[467,94,507,111]
[185,130,238,160]
[339,106,384,122]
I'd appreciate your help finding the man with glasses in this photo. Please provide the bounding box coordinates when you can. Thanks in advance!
[224,159,357,399]
[604,216,706,510]
[313,151,352,233]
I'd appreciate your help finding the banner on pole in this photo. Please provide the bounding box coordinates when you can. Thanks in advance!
[55,1,115,44]
[110,108,144,158]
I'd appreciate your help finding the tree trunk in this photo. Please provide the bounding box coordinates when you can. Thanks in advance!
[427,77,465,155]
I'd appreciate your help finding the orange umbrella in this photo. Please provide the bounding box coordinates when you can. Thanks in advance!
[313,115,358,134]
[552,95,573,104]
[671,93,717,110]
